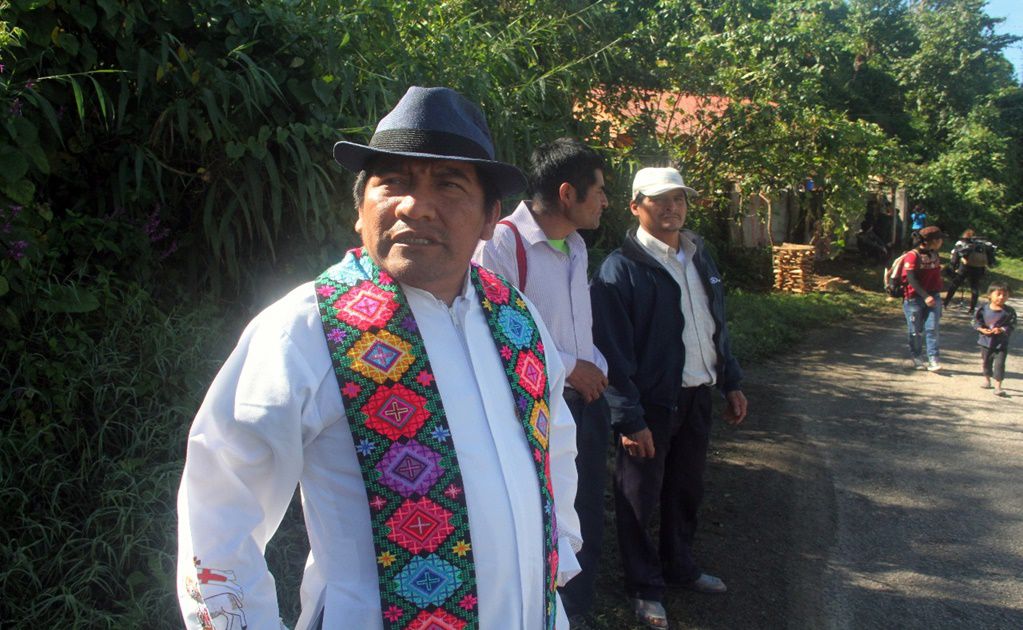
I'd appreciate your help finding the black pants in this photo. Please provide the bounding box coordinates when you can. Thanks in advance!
[558,390,611,618]
[945,266,985,310]
[982,346,1009,381]
[614,386,712,601]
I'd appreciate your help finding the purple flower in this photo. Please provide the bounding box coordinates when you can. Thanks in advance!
[400,316,418,333]
[9,99,22,117]
[160,240,179,260]
[0,63,5,73]
[25,80,36,90]
[7,240,28,260]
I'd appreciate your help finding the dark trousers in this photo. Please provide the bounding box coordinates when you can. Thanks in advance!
[945,266,985,310]
[615,386,713,601]
[982,346,1009,381]
[558,390,611,618]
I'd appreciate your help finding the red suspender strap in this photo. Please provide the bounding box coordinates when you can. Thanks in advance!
[497,220,527,292]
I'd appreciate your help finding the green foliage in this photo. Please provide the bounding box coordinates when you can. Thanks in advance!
[987,254,1023,290]
[0,275,227,628]
[1,0,357,296]
[3,0,1023,625]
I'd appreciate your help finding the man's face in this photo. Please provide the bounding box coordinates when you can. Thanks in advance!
[563,169,608,231]
[356,157,498,300]
[630,189,688,242]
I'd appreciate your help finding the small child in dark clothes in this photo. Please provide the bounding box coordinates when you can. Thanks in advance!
[972,282,1017,396]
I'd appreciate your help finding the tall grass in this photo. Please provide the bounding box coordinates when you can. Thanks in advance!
[988,255,1023,291]
[0,284,228,628]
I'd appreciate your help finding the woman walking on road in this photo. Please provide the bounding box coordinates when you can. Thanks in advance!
[902,226,946,371]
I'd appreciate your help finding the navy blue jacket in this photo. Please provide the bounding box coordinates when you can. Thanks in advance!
[591,228,743,435]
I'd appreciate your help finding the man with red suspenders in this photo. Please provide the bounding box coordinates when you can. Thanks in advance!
[473,138,610,628]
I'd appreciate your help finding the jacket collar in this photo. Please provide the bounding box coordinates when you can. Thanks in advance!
[621,227,705,267]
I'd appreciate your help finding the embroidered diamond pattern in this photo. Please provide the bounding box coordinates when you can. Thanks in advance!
[476,266,510,305]
[333,281,398,330]
[363,384,430,440]
[349,331,415,384]
[377,440,445,497]
[498,306,533,348]
[366,341,400,371]
[529,399,551,450]
[514,350,547,399]
[317,250,556,630]
[387,497,454,554]
[406,608,467,630]
[394,555,462,608]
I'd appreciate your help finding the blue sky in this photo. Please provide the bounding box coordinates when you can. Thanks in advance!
[985,0,1023,83]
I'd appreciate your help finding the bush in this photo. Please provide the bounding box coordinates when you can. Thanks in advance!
[0,278,227,627]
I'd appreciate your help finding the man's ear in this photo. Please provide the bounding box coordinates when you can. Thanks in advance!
[558,182,576,207]
[629,200,641,217]
[479,200,501,241]
[354,214,363,233]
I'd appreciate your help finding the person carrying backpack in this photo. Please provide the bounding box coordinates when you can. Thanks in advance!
[902,226,947,371]
[944,229,997,314]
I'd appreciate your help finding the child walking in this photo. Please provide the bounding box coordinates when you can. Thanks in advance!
[972,282,1017,396]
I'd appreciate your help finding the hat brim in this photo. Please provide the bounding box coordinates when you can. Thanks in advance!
[636,183,698,198]
[333,141,527,197]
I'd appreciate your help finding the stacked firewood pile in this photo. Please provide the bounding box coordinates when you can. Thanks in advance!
[772,244,816,293]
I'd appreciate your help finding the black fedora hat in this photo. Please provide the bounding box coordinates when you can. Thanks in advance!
[333,86,526,197]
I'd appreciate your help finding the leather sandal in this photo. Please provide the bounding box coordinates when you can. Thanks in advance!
[631,598,669,629]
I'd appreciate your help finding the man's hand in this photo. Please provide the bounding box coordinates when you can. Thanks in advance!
[723,390,748,425]
[924,295,936,307]
[621,428,655,459]
[567,359,608,403]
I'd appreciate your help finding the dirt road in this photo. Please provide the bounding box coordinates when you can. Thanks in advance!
[595,299,1023,629]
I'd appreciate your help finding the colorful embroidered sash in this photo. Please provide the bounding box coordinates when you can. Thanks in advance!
[314,248,558,630]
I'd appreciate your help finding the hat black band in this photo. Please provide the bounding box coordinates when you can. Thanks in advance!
[369,129,493,162]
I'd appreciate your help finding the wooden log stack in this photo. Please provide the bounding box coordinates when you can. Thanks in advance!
[772,243,816,293]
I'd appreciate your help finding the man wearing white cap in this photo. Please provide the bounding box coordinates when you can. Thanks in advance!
[591,167,748,629]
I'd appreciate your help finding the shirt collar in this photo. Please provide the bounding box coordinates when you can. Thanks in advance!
[635,225,696,262]
[635,225,676,258]
[512,200,585,255]
[401,271,476,311]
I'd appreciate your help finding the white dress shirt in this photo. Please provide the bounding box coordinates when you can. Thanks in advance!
[473,201,608,383]
[177,275,581,630]
[634,227,718,387]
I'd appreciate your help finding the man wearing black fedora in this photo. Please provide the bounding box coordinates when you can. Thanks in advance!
[177,86,583,630]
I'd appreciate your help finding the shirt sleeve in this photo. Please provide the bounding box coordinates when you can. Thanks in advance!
[557,350,579,380]
[591,346,609,378]
[525,296,582,586]
[177,310,325,630]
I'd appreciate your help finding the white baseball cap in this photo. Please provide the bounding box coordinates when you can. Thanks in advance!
[631,167,697,200]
